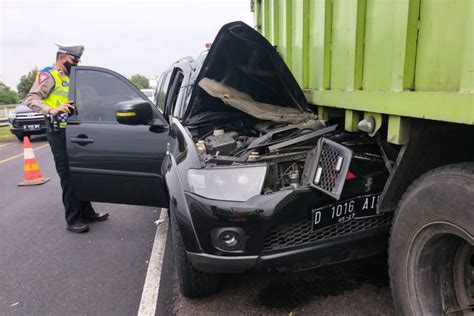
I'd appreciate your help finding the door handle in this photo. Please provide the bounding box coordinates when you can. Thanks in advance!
[70,136,94,145]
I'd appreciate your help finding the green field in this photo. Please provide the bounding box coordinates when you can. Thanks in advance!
[0,126,14,142]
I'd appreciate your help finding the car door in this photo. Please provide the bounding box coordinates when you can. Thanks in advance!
[66,66,169,207]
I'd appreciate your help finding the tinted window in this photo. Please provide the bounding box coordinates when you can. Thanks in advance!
[156,70,172,111]
[75,69,145,122]
[166,71,184,117]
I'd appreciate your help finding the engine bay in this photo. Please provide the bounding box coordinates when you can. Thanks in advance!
[189,116,395,199]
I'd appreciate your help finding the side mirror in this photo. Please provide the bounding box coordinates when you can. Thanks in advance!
[115,100,153,125]
[149,118,168,133]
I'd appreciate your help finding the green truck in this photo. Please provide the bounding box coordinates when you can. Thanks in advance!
[253,0,473,314]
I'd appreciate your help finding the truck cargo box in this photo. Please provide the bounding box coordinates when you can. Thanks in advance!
[253,0,473,144]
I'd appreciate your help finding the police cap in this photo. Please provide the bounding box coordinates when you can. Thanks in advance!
[55,43,85,58]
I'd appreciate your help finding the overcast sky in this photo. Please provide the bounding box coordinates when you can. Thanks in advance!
[0,0,254,90]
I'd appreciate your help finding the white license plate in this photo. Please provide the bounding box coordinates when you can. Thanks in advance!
[311,193,381,231]
[23,124,40,131]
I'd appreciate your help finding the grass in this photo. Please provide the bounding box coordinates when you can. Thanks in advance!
[0,126,14,142]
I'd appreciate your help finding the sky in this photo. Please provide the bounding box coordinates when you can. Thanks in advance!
[0,0,254,90]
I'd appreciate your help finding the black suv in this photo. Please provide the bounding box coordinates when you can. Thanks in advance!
[8,103,47,141]
[65,22,394,297]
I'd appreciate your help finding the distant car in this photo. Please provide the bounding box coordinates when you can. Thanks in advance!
[140,89,155,102]
[8,103,47,141]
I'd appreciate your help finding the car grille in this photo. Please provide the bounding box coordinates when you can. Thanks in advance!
[13,114,46,128]
[16,112,45,120]
[262,213,393,252]
[316,142,340,193]
[308,138,353,200]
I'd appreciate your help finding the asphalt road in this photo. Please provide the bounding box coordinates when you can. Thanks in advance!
[0,136,160,315]
[0,135,395,315]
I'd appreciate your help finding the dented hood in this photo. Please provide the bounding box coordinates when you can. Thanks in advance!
[198,78,316,124]
[184,21,310,124]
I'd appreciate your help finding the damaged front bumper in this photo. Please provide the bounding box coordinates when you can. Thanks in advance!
[187,229,390,274]
[183,188,392,274]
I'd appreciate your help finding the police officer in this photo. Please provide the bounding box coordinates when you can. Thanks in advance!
[25,44,109,233]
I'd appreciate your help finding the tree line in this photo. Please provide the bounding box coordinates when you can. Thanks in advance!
[0,69,150,105]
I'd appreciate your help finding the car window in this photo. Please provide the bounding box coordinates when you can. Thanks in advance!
[156,70,172,112]
[143,91,153,97]
[75,69,145,123]
[178,52,207,118]
[165,70,184,117]
[193,51,208,80]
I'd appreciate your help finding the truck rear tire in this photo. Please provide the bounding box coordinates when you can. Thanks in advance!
[169,207,220,297]
[389,163,474,315]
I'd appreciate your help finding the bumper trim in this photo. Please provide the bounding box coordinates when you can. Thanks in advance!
[186,251,258,273]
[186,226,389,274]
[257,226,389,269]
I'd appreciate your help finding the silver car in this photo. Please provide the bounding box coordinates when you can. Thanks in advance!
[8,103,47,141]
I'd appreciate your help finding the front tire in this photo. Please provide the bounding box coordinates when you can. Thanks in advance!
[169,208,220,297]
[389,163,474,315]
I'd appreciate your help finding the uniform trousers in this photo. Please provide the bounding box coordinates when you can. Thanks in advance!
[46,125,95,225]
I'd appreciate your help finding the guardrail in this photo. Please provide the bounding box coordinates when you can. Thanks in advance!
[1,106,14,119]
[0,118,9,127]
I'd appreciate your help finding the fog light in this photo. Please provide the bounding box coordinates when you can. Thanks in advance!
[211,227,246,252]
[221,233,238,247]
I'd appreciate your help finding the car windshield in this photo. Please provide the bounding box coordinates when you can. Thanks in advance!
[183,51,209,113]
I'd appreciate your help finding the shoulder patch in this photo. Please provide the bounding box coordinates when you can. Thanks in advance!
[38,72,50,84]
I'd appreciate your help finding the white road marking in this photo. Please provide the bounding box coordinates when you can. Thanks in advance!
[138,209,169,316]
[0,143,49,164]
[0,143,13,149]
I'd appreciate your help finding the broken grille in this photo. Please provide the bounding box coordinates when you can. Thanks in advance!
[317,143,340,193]
[262,213,393,252]
[309,138,353,200]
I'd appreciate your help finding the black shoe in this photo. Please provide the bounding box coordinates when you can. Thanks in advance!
[67,222,89,233]
[82,212,109,223]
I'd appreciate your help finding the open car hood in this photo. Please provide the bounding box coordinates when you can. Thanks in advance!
[184,21,311,124]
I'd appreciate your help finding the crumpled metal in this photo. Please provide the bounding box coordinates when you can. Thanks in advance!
[199,78,316,124]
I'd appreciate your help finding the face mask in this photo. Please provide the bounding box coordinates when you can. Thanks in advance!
[63,61,74,74]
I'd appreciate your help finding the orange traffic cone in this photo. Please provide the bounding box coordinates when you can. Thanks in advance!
[18,136,50,186]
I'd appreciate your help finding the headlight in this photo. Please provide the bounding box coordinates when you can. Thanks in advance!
[8,111,16,122]
[187,164,267,201]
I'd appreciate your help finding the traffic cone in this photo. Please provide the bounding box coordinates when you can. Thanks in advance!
[18,136,50,186]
